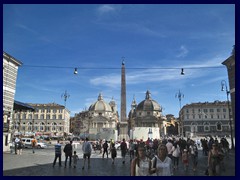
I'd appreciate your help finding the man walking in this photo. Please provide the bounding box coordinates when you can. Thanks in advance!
[120,138,128,164]
[82,137,92,170]
[63,140,73,168]
[31,137,37,153]
[53,140,62,167]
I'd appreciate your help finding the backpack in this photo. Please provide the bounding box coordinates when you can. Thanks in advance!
[84,142,91,153]
[103,142,108,149]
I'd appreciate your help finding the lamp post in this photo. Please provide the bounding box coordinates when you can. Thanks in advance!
[175,90,184,137]
[62,90,70,138]
[221,80,234,149]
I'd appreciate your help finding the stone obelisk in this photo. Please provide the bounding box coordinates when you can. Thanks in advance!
[119,60,129,140]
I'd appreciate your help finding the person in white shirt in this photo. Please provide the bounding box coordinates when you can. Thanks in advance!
[82,137,92,170]
[150,144,173,176]
[131,145,151,176]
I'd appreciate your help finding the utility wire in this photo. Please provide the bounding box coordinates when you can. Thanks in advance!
[22,64,225,70]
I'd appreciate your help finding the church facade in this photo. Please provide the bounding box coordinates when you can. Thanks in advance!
[72,93,119,140]
[128,90,167,140]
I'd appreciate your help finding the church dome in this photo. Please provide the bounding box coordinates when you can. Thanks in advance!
[88,93,112,112]
[136,90,161,111]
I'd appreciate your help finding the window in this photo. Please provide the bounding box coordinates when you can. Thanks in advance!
[28,114,32,119]
[203,109,208,113]
[58,115,62,119]
[217,109,220,112]
[40,122,45,131]
[193,115,195,119]
[22,114,26,119]
[59,109,63,113]
[210,109,214,113]
[41,109,45,113]
[186,109,189,113]
[223,108,226,112]
[34,114,38,120]
[46,115,50,120]
[147,112,150,115]
[47,108,51,113]
[52,115,56,119]
[53,109,57,113]
[211,115,214,119]
[40,114,44,119]
[217,123,222,131]
[205,115,207,119]
[192,109,195,113]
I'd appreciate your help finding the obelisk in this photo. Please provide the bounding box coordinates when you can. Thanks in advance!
[119,60,129,140]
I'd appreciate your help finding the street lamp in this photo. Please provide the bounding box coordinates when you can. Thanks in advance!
[175,90,184,137]
[221,80,234,149]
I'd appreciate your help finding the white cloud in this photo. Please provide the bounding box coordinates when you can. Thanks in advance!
[98,5,116,14]
[176,45,189,58]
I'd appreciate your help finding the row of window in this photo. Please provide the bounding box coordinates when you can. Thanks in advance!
[15,114,63,120]
[14,126,63,131]
[185,108,231,113]
[34,109,64,113]
[184,114,232,119]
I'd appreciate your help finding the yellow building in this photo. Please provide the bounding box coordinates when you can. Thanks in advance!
[12,103,70,137]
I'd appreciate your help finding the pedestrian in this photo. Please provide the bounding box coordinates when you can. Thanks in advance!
[129,139,135,161]
[14,136,20,154]
[31,136,37,153]
[17,139,23,155]
[53,140,62,167]
[149,144,173,176]
[72,151,79,168]
[208,143,224,176]
[120,138,128,164]
[111,143,117,164]
[63,140,73,168]
[131,145,151,176]
[166,139,173,159]
[102,140,109,159]
[182,149,189,171]
[189,140,198,171]
[82,137,92,170]
[171,142,180,169]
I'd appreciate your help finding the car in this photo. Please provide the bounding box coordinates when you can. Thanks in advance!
[21,138,47,149]
[21,138,33,148]
[36,141,47,149]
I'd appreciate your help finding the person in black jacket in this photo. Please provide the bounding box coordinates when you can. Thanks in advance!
[63,141,73,168]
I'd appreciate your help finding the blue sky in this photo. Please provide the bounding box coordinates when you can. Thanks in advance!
[3,4,235,118]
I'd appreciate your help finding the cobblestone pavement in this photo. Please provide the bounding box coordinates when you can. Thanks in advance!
[3,145,235,176]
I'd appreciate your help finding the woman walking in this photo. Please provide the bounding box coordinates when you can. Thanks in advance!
[149,144,173,176]
[131,145,151,176]
[208,143,223,176]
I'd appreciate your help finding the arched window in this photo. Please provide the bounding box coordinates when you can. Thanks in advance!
[40,122,45,131]
[216,122,222,131]
[52,122,57,131]
[27,122,32,131]
[203,122,210,132]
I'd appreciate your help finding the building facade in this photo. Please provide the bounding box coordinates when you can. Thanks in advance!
[128,90,167,140]
[72,93,119,140]
[181,101,233,138]
[222,46,235,137]
[12,103,70,137]
[3,52,22,152]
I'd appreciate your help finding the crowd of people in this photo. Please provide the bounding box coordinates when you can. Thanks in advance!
[12,135,230,176]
